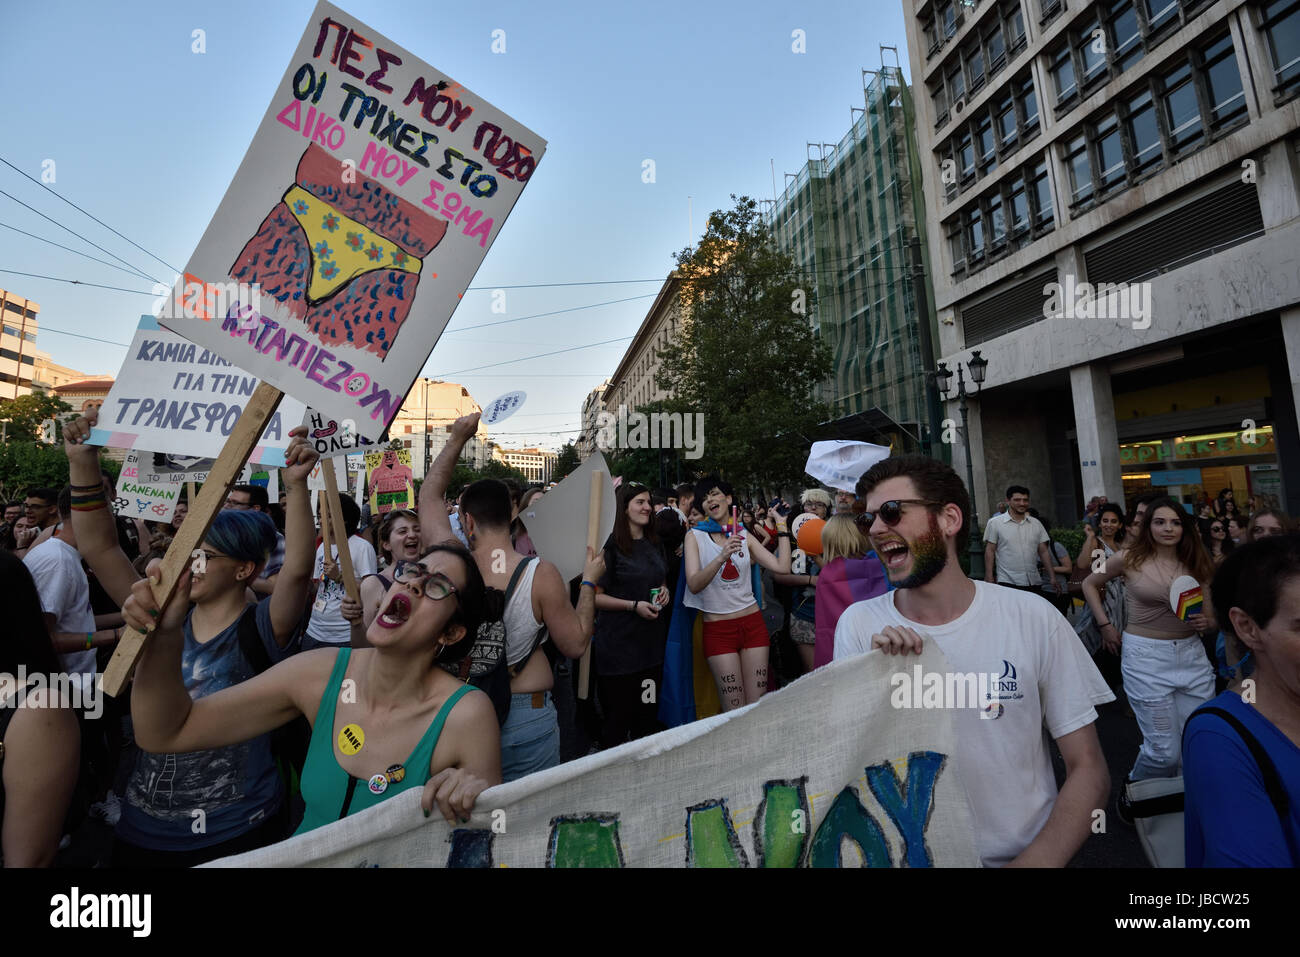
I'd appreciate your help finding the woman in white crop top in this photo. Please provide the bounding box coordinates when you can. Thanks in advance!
[683,476,791,711]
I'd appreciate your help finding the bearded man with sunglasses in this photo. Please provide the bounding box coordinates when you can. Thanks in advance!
[833,455,1113,867]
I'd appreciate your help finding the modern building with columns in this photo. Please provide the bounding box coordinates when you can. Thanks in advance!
[903,0,1300,523]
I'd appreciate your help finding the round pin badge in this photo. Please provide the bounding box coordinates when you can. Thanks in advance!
[338,723,365,755]
[367,773,388,795]
[386,764,406,784]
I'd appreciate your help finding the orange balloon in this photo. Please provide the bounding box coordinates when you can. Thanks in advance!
[796,517,826,555]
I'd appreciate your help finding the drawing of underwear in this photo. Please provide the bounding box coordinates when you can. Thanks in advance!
[231,143,447,359]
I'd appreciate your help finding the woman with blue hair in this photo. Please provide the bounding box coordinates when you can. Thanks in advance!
[62,413,319,866]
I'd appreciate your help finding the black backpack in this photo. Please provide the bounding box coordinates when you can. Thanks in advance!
[439,556,540,725]
[235,606,313,802]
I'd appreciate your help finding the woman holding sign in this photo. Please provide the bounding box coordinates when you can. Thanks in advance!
[1082,496,1216,816]
[683,476,791,712]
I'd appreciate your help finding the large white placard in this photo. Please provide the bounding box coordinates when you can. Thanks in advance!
[156,1,545,442]
[89,316,306,467]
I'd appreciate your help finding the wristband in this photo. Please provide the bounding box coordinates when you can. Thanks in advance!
[581,580,597,589]
[1097,620,1111,628]
[777,531,792,539]
[86,632,94,650]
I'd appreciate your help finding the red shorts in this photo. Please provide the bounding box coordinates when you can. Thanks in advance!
[702,611,770,658]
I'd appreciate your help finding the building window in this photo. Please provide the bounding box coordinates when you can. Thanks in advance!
[1077,16,1108,88]
[1051,46,1077,105]
[1017,72,1040,132]
[1065,135,1094,206]
[1141,0,1178,33]
[967,41,986,93]
[958,129,976,179]
[1108,0,1144,72]
[995,93,1018,147]
[965,208,986,262]
[975,114,996,170]
[1202,33,1247,127]
[941,0,958,39]
[1093,113,1126,190]
[1261,0,1300,100]
[985,21,1007,75]
[933,79,950,127]
[1009,175,1030,232]
[1125,89,1162,173]
[1040,0,1064,25]
[1006,1,1027,52]
[988,191,1007,248]
[1161,62,1203,153]
[947,62,966,104]
[946,153,1055,276]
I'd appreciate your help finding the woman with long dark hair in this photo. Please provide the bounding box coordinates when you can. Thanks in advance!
[592,483,669,746]
[1203,517,1235,565]
[1083,496,1216,819]
[0,552,81,867]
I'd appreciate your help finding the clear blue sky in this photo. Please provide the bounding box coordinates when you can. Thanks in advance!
[0,0,911,449]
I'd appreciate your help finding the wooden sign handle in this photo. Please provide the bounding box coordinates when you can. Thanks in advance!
[323,462,359,603]
[577,470,603,701]
[102,383,284,697]
[318,489,333,564]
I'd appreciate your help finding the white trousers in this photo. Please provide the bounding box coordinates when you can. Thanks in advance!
[1120,632,1214,781]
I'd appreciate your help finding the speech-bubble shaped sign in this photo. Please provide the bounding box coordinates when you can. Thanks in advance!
[482,391,526,425]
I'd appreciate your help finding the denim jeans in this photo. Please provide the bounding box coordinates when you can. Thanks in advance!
[500,691,561,783]
[1121,632,1214,781]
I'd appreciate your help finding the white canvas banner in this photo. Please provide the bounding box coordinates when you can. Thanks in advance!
[155,0,545,442]
[89,316,306,467]
[208,645,980,868]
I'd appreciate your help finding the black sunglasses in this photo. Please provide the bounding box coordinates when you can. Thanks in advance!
[392,561,459,602]
[861,499,943,527]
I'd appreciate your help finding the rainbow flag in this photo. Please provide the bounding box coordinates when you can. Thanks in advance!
[1175,586,1204,621]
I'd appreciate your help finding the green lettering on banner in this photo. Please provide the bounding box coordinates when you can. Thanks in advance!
[546,815,623,868]
[809,786,893,868]
[758,780,809,868]
[685,800,748,867]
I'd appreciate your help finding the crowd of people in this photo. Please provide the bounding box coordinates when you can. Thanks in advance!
[2,409,1297,868]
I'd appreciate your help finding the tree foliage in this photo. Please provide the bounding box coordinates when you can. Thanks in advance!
[655,195,831,490]
[553,442,580,481]
[0,393,73,441]
[446,459,531,499]
[0,441,69,500]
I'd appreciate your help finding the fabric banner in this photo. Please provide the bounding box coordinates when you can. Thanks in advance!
[155,0,546,442]
[89,316,306,466]
[208,645,980,867]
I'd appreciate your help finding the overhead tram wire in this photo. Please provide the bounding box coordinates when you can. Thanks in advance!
[0,188,160,284]
[0,155,180,275]
[433,336,634,377]
[0,221,168,282]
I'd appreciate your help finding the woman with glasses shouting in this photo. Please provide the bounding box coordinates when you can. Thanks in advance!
[120,541,499,839]
[683,476,791,711]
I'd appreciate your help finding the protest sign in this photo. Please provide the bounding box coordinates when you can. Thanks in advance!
[303,407,379,458]
[154,0,546,442]
[240,462,281,504]
[114,449,183,523]
[90,316,305,467]
[134,453,216,486]
[366,448,414,514]
[481,390,525,425]
[307,455,347,492]
[209,644,980,868]
[521,451,615,582]
[804,440,891,493]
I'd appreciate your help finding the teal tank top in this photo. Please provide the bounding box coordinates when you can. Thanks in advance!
[295,647,474,836]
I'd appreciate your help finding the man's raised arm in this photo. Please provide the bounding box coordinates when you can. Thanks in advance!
[419,412,480,546]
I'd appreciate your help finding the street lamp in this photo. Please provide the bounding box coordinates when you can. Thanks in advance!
[933,350,988,579]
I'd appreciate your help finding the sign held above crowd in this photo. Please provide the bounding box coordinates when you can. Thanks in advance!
[153,0,547,443]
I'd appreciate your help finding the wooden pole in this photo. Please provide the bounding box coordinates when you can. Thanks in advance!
[102,383,284,697]
[185,481,196,506]
[323,462,359,603]
[577,470,603,700]
[318,489,333,565]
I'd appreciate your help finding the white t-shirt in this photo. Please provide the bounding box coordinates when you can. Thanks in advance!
[306,536,378,645]
[24,536,97,676]
[833,581,1114,866]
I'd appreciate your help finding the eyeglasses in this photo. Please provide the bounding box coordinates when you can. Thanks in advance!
[224,498,253,510]
[392,561,459,602]
[1210,525,1224,533]
[861,499,943,527]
